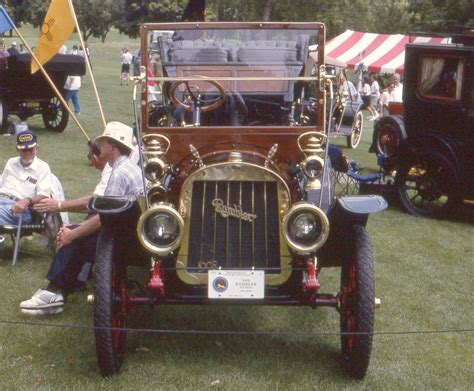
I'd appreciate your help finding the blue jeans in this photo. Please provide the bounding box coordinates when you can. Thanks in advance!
[46,225,99,293]
[65,89,80,114]
[0,198,32,225]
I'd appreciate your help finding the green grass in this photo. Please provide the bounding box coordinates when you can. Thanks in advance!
[1,26,473,390]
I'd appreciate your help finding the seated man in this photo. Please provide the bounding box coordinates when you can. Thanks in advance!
[20,122,144,316]
[0,130,52,229]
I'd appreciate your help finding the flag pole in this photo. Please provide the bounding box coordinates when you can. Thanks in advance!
[13,26,91,142]
[67,0,107,129]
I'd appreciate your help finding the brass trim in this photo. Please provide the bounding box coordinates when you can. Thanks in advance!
[177,162,292,286]
[137,203,185,255]
[282,202,330,255]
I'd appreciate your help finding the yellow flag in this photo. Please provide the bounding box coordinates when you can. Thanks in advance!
[31,0,75,73]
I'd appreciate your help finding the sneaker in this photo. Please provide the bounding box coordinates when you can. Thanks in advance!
[19,289,64,310]
[21,306,64,316]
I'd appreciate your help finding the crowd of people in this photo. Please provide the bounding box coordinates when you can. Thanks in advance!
[359,72,404,120]
[0,122,144,316]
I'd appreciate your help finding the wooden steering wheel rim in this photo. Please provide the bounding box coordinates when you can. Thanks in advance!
[169,79,225,113]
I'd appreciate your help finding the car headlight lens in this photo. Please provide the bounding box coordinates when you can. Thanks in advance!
[283,203,329,254]
[144,158,165,181]
[137,204,184,255]
[302,156,324,179]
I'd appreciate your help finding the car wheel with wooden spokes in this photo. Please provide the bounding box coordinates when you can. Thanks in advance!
[339,225,375,379]
[94,225,128,376]
[42,97,69,132]
[347,110,363,149]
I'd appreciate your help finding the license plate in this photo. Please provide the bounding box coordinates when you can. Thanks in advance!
[26,102,40,108]
[208,270,264,299]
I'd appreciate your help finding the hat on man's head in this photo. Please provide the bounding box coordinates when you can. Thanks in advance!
[17,130,37,149]
[95,121,133,152]
[11,42,17,46]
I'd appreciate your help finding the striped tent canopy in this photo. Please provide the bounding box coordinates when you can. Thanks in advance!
[325,30,450,74]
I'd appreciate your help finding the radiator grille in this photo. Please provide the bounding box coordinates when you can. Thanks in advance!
[187,181,281,272]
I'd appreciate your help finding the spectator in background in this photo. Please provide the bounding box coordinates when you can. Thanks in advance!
[69,44,78,55]
[0,39,10,69]
[339,71,359,101]
[379,83,395,116]
[7,42,19,56]
[19,43,27,54]
[132,49,140,76]
[391,73,403,102]
[368,73,380,121]
[120,47,133,86]
[64,75,81,115]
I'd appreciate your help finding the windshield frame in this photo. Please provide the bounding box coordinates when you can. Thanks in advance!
[140,22,326,135]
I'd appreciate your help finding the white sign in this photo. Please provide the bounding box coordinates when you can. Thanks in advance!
[208,270,265,299]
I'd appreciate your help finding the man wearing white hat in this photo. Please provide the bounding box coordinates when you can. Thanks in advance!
[7,41,19,56]
[20,122,143,316]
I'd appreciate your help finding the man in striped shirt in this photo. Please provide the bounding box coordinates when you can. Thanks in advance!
[20,122,143,316]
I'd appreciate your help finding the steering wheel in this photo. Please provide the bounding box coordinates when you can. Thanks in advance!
[169,79,225,113]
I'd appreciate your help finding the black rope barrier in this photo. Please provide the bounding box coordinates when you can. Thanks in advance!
[0,318,473,337]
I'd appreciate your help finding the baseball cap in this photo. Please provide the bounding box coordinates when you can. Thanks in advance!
[12,41,17,46]
[17,130,37,149]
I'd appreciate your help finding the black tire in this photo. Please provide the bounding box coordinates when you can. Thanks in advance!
[42,97,69,132]
[0,95,8,132]
[94,225,128,376]
[340,225,375,379]
[396,151,460,218]
[346,111,363,149]
[371,116,405,157]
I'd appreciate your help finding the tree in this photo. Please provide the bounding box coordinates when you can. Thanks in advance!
[111,0,188,38]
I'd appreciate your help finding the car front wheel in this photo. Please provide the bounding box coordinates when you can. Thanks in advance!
[339,225,375,379]
[94,225,128,376]
[347,110,363,149]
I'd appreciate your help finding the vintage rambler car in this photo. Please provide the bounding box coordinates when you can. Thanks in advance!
[89,22,387,378]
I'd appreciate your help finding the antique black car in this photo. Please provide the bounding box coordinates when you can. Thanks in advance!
[90,22,386,379]
[370,29,474,217]
[0,53,85,132]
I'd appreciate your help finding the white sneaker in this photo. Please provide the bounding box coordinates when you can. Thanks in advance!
[21,307,64,316]
[19,289,64,310]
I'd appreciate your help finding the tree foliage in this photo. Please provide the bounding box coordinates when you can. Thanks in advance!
[2,0,472,41]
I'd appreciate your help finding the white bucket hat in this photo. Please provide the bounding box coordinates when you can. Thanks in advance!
[95,121,134,152]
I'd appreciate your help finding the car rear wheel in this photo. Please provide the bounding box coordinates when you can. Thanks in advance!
[340,225,375,379]
[94,225,128,376]
[372,116,405,157]
[396,151,459,218]
[0,96,8,132]
[346,111,363,149]
[42,97,69,132]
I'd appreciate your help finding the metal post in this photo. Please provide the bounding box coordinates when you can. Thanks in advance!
[12,213,23,267]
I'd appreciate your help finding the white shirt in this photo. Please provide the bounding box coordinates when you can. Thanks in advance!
[93,164,113,196]
[121,51,133,65]
[0,156,52,199]
[64,76,81,91]
[370,80,380,97]
[392,83,403,102]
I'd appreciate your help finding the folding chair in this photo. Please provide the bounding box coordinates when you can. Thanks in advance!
[0,210,62,266]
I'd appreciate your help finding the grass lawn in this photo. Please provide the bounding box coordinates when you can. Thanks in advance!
[0,26,473,390]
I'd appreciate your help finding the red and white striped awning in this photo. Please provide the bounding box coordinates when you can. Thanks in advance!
[325,30,450,74]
